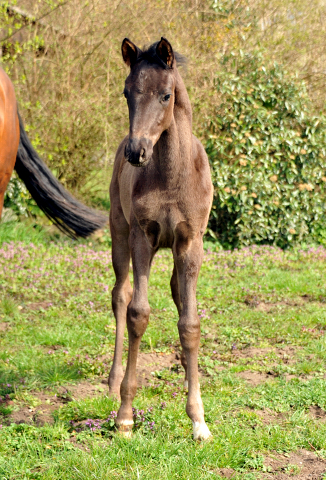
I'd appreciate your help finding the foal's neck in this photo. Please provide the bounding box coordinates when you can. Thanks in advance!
[156,68,193,184]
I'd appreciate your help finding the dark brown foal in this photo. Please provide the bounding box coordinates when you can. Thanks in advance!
[108,37,213,440]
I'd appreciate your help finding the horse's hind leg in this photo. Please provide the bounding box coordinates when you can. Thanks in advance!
[170,265,188,389]
[0,191,5,219]
[108,209,132,397]
[0,172,12,219]
[116,221,152,435]
[174,225,211,441]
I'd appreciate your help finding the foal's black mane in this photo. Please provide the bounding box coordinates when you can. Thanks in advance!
[137,41,187,69]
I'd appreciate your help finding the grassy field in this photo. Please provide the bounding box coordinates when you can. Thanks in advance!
[1,221,326,479]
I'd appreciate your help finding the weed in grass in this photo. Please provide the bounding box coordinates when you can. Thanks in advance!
[0,296,19,320]
[284,463,301,474]
[35,360,83,387]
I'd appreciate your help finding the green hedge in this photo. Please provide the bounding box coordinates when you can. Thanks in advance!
[206,52,326,248]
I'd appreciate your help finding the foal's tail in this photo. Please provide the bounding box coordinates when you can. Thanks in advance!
[14,111,108,238]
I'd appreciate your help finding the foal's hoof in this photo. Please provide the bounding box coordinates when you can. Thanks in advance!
[192,422,211,441]
[116,421,133,438]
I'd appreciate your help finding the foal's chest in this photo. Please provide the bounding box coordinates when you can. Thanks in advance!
[134,187,185,228]
[120,160,208,249]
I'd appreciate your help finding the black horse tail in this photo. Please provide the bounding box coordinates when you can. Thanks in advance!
[14,111,108,238]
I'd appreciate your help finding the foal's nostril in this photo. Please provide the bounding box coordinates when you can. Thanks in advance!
[126,137,153,166]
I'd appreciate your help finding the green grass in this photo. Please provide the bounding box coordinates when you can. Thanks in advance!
[0,220,50,244]
[1,221,326,478]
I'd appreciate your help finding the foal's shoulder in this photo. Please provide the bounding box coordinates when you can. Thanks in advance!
[114,136,128,165]
[110,136,128,191]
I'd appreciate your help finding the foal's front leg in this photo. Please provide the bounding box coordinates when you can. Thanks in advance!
[170,265,188,389]
[174,232,211,440]
[108,211,132,397]
[116,224,152,435]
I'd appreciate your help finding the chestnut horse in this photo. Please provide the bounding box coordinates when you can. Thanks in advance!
[0,66,107,237]
[108,38,213,440]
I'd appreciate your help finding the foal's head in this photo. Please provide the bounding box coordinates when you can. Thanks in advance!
[122,37,176,167]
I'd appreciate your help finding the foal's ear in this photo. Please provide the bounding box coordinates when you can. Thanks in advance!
[156,37,174,68]
[121,38,141,67]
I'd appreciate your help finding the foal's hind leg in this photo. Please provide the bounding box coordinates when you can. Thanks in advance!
[116,221,152,435]
[108,211,132,397]
[170,265,188,389]
[174,227,211,440]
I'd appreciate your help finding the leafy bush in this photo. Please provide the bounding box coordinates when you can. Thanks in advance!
[0,0,234,194]
[3,174,35,217]
[206,51,326,248]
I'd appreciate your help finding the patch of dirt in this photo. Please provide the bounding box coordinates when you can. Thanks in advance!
[232,345,298,363]
[233,346,274,359]
[24,301,53,311]
[245,295,326,313]
[276,346,299,361]
[256,302,277,312]
[244,294,262,308]
[215,467,235,478]
[68,435,89,451]
[137,352,181,387]
[0,322,9,332]
[5,379,107,427]
[284,374,298,382]
[254,409,286,425]
[67,380,107,400]
[238,371,276,386]
[243,295,304,312]
[8,393,62,426]
[301,293,326,304]
[309,405,326,420]
[260,449,326,479]
[256,300,307,312]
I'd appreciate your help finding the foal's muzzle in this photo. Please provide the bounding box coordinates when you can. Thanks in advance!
[125,137,153,167]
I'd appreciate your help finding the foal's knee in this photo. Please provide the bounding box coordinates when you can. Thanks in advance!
[178,315,201,351]
[127,301,150,337]
[112,284,132,312]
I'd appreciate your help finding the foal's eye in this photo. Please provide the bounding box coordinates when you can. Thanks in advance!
[163,94,171,102]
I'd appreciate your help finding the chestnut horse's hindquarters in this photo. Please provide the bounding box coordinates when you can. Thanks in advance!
[14,111,108,238]
[0,73,19,218]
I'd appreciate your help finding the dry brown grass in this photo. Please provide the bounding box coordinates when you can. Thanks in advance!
[1,0,325,192]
